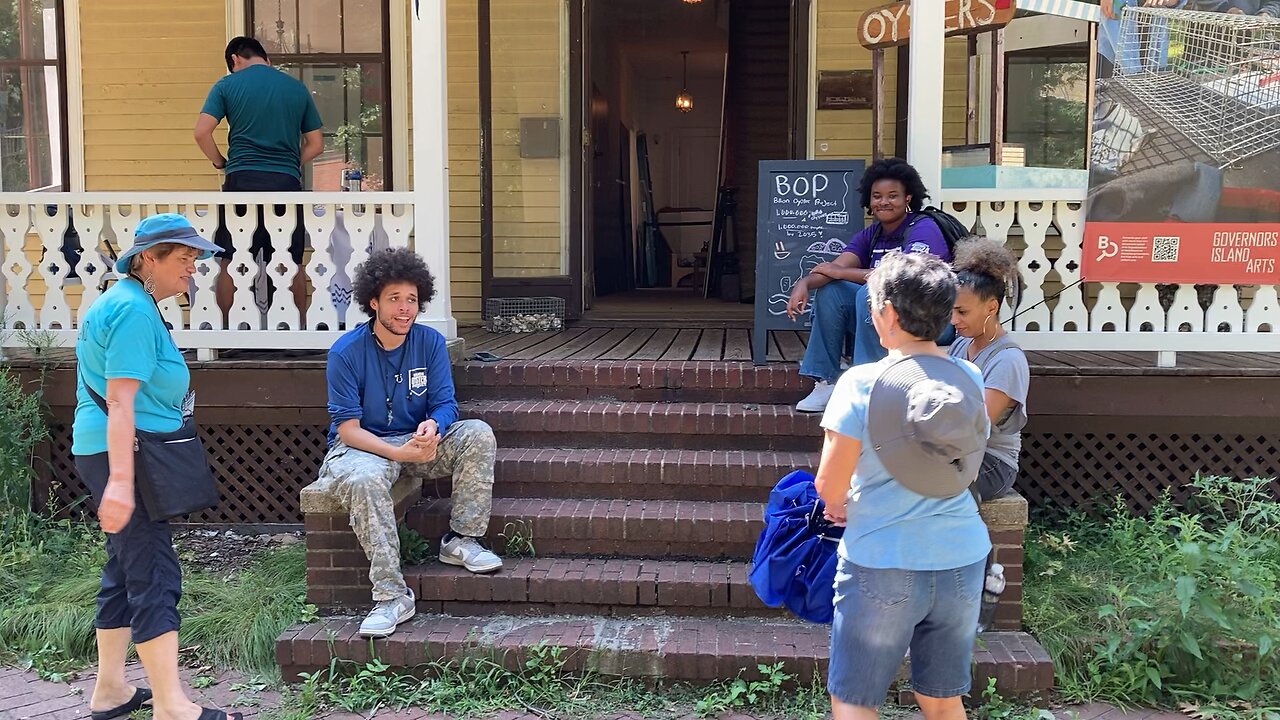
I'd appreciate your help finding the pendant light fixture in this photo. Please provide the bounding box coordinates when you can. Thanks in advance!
[675,51,694,113]
[683,0,702,4]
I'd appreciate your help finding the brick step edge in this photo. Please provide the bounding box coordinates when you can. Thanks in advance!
[454,360,809,403]
[275,617,1053,697]
[484,448,817,501]
[459,401,822,439]
[404,498,763,560]
[308,557,779,617]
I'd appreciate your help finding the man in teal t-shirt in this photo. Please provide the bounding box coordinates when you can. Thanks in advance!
[194,36,323,322]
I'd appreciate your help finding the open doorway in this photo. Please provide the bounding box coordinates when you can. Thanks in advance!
[583,0,805,322]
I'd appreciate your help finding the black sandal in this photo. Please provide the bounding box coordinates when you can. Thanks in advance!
[198,708,244,720]
[89,687,153,720]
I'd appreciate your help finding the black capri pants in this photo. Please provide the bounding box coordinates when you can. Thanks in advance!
[75,453,182,644]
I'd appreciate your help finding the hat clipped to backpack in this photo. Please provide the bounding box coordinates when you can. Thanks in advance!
[867,355,987,498]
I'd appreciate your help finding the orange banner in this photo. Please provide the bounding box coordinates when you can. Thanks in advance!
[1082,222,1280,284]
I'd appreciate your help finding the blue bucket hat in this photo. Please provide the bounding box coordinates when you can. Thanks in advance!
[114,213,222,274]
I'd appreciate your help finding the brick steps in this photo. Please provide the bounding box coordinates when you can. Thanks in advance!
[293,354,1050,698]
[404,557,779,618]
[405,497,764,560]
[486,447,817,501]
[459,400,822,451]
[454,360,809,405]
[275,615,1053,697]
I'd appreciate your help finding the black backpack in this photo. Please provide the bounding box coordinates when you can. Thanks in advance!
[910,206,970,256]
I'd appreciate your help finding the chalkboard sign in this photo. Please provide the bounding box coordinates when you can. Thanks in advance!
[754,159,867,365]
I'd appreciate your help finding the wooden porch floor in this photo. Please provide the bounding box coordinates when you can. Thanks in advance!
[460,325,1280,375]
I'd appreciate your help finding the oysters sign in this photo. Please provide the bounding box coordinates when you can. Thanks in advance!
[857,0,1015,50]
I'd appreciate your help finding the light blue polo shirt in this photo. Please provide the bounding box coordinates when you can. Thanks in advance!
[72,279,189,456]
[821,355,993,571]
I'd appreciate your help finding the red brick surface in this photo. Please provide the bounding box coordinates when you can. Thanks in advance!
[458,400,822,451]
[404,558,772,616]
[276,615,1053,698]
[487,448,817,501]
[406,498,763,560]
[454,360,809,404]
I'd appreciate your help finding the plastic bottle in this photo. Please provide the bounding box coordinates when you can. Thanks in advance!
[977,562,1006,633]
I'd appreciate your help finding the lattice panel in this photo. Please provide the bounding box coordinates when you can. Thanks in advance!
[39,423,330,525]
[1019,432,1280,513]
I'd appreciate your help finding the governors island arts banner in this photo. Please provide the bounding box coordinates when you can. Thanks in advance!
[1081,3,1280,285]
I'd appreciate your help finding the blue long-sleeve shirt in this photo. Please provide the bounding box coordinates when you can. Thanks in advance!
[325,321,458,446]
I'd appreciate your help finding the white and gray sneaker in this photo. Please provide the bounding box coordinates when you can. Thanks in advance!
[795,380,834,413]
[358,588,416,638]
[439,535,503,574]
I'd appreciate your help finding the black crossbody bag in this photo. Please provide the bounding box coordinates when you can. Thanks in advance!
[82,382,220,522]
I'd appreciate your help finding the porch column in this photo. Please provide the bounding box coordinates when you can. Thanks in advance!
[906,0,945,196]
[411,0,457,339]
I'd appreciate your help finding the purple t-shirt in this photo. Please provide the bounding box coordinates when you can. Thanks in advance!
[842,213,951,268]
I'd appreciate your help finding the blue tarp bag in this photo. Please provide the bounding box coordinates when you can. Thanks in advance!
[748,469,845,624]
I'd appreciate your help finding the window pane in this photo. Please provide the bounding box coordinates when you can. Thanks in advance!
[1006,56,1089,169]
[253,0,383,55]
[252,0,298,55]
[296,0,343,53]
[0,65,62,191]
[342,0,384,54]
[281,63,386,191]
[0,0,59,61]
[490,0,567,277]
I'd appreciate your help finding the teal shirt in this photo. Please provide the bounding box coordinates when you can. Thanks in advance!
[200,64,323,179]
[72,279,190,456]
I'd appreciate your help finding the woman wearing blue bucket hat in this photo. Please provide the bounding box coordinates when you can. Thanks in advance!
[72,213,242,720]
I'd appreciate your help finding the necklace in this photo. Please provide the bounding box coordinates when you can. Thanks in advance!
[371,323,410,425]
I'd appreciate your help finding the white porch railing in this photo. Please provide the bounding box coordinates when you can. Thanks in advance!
[941,188,1280,365]
[3,189,1277,365]
[1,192,417,359]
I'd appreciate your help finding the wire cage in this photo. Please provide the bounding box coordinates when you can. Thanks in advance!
[483,296,566,334]
[1113,7,1280,168]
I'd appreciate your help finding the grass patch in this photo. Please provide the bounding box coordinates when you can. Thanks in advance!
[179,544,312,676]
[264,648,830,720]
[1025,475,1280,719]
[0,361,313,679]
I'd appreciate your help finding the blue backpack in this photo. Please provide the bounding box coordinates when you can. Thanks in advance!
[748,470,845,624]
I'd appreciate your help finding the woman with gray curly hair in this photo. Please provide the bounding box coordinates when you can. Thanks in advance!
[815,250,991,720]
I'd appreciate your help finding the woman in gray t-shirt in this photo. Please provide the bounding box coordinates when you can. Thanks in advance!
[948,237,1030,501]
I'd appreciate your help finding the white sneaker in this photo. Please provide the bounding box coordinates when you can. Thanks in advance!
[359,588,416,638]
[795,380,834,413]
[439,535,503,574]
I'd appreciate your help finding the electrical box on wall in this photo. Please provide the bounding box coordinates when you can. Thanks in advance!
[519,117,561,158]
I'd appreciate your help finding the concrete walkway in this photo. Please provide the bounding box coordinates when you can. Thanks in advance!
[0,664,1187,720]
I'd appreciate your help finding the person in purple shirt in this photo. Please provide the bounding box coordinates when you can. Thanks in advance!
[787,158,953,412]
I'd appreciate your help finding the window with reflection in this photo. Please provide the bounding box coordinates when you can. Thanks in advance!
[1004,47,1090,170]
[0,0,66,191]
[248,0,390,190]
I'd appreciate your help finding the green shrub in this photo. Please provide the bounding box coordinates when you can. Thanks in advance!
[1026,475,1280,717]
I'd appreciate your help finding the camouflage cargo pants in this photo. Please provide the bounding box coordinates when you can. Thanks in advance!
[317,418,497,602]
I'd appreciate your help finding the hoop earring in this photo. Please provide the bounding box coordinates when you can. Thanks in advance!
[143,274,157,296]
[984,314,997,342]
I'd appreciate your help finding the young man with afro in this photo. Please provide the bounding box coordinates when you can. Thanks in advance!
[318,248,502,638]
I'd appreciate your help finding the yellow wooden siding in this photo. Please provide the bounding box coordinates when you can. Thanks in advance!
[80,0,228,191]
[814,0,970,162]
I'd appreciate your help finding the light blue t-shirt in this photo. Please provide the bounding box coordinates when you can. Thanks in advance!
[820,355,993,571]
[72,279,190,456]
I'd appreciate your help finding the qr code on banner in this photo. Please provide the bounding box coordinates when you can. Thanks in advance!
[1152,236,1180,262]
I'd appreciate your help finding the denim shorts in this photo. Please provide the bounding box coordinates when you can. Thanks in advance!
[828,558,985,707]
